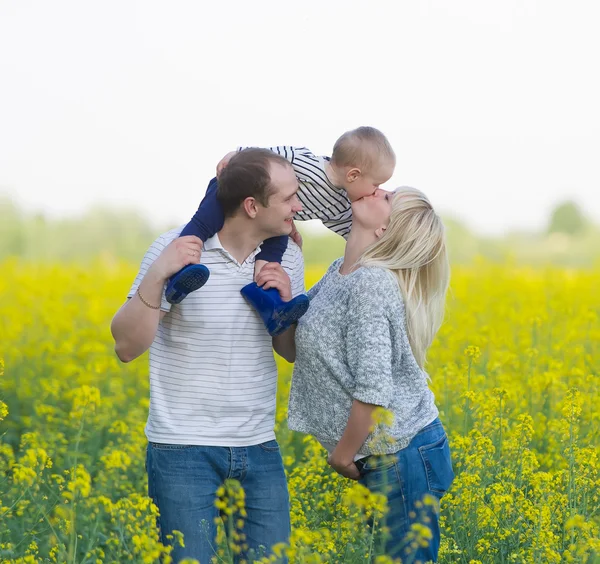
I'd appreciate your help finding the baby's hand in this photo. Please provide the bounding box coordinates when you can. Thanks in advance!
[289,221,303,250]
[216,151,237,177]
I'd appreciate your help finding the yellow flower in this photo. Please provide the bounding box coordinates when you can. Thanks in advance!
[0,399,8,421]
[1,259,599,562]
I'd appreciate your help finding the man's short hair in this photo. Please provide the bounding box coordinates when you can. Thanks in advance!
[217,148,292,218]
[331,126,396,173]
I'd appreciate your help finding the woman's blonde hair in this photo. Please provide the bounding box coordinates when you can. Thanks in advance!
[358,187,450,369]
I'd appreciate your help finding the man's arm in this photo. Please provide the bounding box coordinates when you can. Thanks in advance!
[255,261,300,363]
[111,269,168,363]
[111,235,203,363]
[256,249,304,362]
[272,323,297,363]
[275,239,306,361]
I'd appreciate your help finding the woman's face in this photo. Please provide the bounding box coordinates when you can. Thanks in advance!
[351,188,395,232]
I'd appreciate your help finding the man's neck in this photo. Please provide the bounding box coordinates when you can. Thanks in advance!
[340,227,378,275]
[217,219,265,264]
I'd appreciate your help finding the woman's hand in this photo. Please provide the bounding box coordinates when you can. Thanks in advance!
[327,400,378,480]
[327,454,360,480]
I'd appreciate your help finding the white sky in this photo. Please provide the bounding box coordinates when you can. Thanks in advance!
[1,0,599,235]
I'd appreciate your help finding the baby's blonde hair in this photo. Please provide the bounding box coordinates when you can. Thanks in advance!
[331,126,396,173]
[358,187,449,369]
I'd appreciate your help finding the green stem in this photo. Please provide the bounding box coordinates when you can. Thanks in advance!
[464,358,472,435]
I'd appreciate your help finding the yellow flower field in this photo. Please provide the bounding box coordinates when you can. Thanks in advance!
[0,259,598,563]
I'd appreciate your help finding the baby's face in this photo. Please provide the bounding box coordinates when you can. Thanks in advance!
[344,158,395,202]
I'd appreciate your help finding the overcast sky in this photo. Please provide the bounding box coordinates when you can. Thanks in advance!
[1,0,599,235]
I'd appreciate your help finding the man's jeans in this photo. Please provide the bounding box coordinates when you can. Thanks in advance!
[146,440,290,563]
[356,418,455,563]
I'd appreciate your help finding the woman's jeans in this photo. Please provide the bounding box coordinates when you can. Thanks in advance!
[356,418,455,563]
[146,440,290,563]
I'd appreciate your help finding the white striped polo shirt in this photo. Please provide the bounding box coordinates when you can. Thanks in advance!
[127,226,305,446]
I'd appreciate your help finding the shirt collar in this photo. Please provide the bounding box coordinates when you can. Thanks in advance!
[203,234,224,252]
[203,234,263,264]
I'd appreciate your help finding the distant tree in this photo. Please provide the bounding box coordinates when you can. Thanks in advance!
[0,195,162,261]
[442,216,480,264]
[547,201,587,236]
[0,196,27,256]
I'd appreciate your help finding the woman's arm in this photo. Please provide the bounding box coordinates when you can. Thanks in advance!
[346,270,395,406]
[328,400,378,480]
[328,269,398,477]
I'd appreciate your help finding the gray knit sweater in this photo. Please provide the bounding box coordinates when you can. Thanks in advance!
[287,259,439,455]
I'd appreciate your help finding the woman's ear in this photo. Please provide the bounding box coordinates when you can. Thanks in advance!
[375,226,387,239]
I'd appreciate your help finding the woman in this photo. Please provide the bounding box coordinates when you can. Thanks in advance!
[283,187,454,562]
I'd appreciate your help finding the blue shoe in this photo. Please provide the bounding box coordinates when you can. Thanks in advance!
[241,282,310,336]
[165,264,210,304]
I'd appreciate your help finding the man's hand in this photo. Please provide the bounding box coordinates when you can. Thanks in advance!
[289,221,303,250]
[216,151,237,177]
[148,236,203,282]
[255,263,292,302]
[328,453,361,480]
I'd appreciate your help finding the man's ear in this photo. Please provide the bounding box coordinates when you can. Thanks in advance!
[375,226,387,239]
[243,197,259,218]
[346,167,361,183]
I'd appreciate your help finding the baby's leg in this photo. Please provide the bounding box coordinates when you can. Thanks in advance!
[242,235,309,336]
[252,234,288,282]
[165,178,223,305]
[179,177,224,240]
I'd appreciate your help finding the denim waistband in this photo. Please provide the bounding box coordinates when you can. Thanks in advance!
[416,417,443,435]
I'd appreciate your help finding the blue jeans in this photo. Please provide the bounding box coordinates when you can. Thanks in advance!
[356,418,454,563]
[146,440,290,563]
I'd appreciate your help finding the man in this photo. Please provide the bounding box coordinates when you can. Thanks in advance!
[110,148,304,562]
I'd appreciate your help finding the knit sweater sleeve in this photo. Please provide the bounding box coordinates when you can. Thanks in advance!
[346,268,398,407]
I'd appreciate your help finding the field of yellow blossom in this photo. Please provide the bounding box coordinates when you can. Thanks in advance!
[0,258,599,563]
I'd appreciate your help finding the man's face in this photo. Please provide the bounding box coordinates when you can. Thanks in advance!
[256,162,302,237]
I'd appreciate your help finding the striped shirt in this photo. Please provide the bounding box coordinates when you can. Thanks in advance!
[241,146,353,239]
[127,226,305,446]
